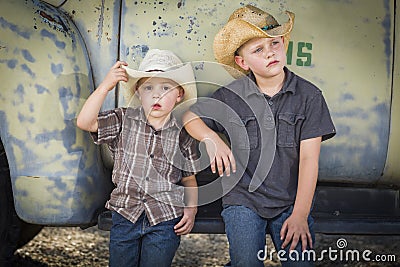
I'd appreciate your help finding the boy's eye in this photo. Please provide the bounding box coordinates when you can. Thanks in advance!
[163,85,171,91]
[254,47,263,53]
[143,85,152,91]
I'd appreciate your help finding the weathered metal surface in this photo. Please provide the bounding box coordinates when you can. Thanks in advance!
[0,0,111,225]
[382,1,400,185]
[0,0,398,226]
[119,0,395,183]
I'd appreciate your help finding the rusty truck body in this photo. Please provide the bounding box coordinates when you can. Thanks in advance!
[1,0,399,262]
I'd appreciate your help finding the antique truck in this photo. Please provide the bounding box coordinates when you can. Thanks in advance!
[1,0,399,263]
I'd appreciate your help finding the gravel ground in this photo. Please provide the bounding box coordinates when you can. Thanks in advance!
[12,226,400,267]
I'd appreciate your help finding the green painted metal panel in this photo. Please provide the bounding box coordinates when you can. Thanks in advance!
[0,0,111,225]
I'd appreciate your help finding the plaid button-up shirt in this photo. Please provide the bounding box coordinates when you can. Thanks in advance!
[91,107,199,226]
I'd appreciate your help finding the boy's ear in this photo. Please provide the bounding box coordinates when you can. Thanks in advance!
[234,55,250,71]
[134,89,141,100]
[176,88,184,103]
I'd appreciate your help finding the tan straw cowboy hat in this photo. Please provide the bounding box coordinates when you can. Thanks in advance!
[121,49,197,107]
[213,5,295,78]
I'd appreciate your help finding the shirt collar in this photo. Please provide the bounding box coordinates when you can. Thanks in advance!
[126,106,181,130]
[244,67,297,97]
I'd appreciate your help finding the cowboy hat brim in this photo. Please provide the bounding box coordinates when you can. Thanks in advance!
[120,63,197,107]
[213,10,295,78]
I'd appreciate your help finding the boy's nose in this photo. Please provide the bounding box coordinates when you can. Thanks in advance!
[265,49,275,58]
[152,89,165,99]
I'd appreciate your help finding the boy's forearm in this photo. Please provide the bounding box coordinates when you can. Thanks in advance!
[182,111,219,142]
[76,86,109,132]
[292,137,322,218]
[181,175,198,207]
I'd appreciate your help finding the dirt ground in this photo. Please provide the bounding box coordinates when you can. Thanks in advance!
[12,226,400,266]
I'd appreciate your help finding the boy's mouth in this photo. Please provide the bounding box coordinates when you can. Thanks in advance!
[267,60,279,67]
[152,103,162,110]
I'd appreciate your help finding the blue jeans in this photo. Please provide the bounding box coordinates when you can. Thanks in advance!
[109,211,181,267]
[221,205,315,267]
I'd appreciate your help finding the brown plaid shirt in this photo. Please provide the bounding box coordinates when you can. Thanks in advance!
[91,107,199,226]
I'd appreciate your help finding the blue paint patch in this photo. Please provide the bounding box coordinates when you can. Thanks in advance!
[55,40,66,49]
[35,130,61,144]
[21,64,35,78]
[339,93,354,102]
[7,59,18,69]
[14,84,25,102]
[35,84,50,94]
[382,0,392,77]
[21,49,35,63]
[40,29,65,49]
[29,103,34,112]
[54,178,67,191]
[335,124,350,135]
[0,17,31,39]
[74,73,82,101]
[332,107,369,120]
[61,120,78,153]
[51,63,63,76]
[18,112,35,124]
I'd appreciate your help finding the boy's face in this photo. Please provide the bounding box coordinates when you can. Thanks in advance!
[136,77,184,121]
[234,36,286,79]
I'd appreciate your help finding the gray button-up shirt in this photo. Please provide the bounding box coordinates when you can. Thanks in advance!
[190,68,336,218]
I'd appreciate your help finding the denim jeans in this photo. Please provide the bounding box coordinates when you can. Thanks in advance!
[109,211,181,267]
[221,205,315,267]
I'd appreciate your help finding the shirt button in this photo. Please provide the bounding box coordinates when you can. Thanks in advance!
[142,199,147,203]
[150,154,154,158]
[268,101,273,106]
[154,131,159,135]
[145,177,150,181]
[267,117,273,121]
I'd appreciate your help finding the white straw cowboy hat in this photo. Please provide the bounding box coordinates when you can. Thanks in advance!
[121,49,197,109]
[213,5,295,78]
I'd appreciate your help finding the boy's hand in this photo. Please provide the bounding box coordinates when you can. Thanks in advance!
[174,207,197,235]
[280,213,313,252]
[203,135,236,177]
[100,61,128,91]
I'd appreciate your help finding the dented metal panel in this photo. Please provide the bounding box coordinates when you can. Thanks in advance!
[0,0,111,225]
[60,0,121,111]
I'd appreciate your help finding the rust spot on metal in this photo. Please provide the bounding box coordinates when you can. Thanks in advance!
[26,176,41,179]
[39,11,55,22]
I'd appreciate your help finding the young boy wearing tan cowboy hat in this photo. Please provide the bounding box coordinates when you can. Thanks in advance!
[77,49,199,267]
[183,5,335,266]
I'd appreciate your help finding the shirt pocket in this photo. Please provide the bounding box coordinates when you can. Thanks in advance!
[229,116,259,150]
[277,113,305,147]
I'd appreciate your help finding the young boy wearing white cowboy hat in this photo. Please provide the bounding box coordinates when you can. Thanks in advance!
[183,5,335,266]
[77,49,199,267]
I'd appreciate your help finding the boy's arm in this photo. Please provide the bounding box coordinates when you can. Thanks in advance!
[174,175,198,235]
[280,136,322,251]
[182,111,236,177]
[76,61,128,132]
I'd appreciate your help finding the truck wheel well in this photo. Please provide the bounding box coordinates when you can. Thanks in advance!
[0,138,43,263]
